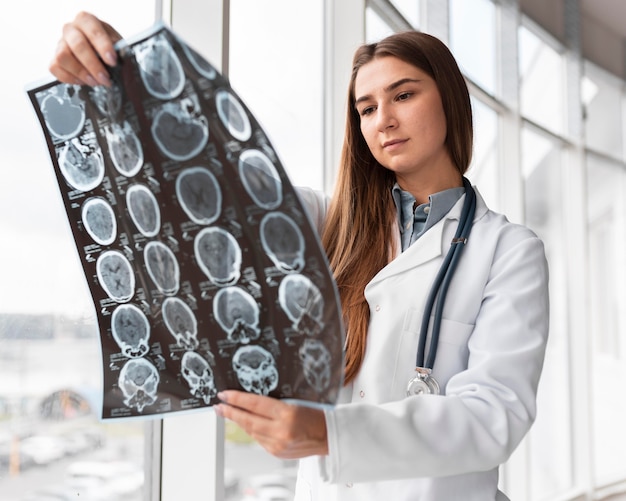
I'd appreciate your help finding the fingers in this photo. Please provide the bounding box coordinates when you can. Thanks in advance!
[218,390,282,419]
[215,391,329,459]
[49,11,122,86]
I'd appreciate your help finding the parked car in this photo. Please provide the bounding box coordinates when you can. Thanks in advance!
[64,459,144,500]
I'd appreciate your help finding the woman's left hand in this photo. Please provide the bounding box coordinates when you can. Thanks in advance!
[215,390,329,459]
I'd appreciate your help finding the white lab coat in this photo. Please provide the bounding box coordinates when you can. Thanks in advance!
[294,185,549,501]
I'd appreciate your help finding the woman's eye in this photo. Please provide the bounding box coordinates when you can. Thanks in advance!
[359,106,375,117]
[397,92,412,101]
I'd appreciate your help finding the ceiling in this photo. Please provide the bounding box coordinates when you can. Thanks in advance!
[580,0,626,38]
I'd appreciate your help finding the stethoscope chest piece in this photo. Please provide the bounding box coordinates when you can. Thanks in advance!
[406,367,440,396]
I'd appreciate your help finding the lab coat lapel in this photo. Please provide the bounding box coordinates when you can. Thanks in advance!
[367,194,466,287]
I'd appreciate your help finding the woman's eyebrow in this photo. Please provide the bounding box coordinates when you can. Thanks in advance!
[355,77,421,106]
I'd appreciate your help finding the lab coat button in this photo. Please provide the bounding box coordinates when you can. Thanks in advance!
[375,305,381,312]
[359,390,365,398]
[346,482,353,488]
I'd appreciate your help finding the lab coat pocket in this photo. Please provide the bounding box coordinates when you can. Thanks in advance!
[395,309,473,395]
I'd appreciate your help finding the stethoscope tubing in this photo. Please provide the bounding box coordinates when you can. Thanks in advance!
[416,177,476,370]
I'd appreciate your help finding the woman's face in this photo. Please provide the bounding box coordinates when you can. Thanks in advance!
[354,56,455,189]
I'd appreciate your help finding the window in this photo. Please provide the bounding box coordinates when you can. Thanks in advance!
[0,2,156,500]
[521,126,573,498]
[450,0,497,95]
[519,25,566,134]
[583,63,624,160]
[586,154,626,486]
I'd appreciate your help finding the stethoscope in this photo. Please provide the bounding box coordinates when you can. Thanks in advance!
[406,177,477,397]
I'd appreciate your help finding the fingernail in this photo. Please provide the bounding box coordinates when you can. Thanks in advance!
[85,75,98,87]
[97,72,111,87]
[214,404,224,417]
[217,391,227,403]
[104,51,117,66]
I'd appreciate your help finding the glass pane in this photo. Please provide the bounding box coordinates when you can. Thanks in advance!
[586,155,626,486]
[519,25,565,134]
[229,0,324,191]
[366,6,395,43]
[450,0,497,95]
[1,2,155,500]
[390,0,421,29]
[468,97,499,210]
[226,1,324,498]
[583,64,624,159]
[521,127,573,498]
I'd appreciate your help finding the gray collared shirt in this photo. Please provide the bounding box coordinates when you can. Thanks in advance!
[392,183,465,252]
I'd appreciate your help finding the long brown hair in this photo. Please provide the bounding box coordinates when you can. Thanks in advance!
[321,31,473,384]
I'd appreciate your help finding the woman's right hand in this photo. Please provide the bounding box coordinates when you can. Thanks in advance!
[49,11,123,87]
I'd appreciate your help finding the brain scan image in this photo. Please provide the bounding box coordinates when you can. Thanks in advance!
[118,357,160,412]
[213,287,260,344]
[194,227,242,286]
[259,212,305,273]
[126,184,161,238]
[89,84,122,118]
[81,197,117,246]
[232,345,279,396]
[96,250,135,303]
[104,121,144,177]
[181,42,217,80]
[39,84,85,141]
[162,297,199,350]
[58,138,105,192]
[175,167,222,225]
[134,33,185,100]
[151,100,209,161]
[111,303,151,358]
[299,338,332,393]
[181,351,217,404]
[238,149,283,210]
[215,89,251,142]
[278,274,324,336]
[144,241,180,296]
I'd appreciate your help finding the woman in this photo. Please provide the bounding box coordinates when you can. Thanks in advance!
[50,12,549,500]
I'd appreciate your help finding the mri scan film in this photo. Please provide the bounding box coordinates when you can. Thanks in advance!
[28,22,344,420]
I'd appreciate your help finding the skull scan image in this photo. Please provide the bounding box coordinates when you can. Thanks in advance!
[151,100,209,161]
[104,121,144,177]
[38,84,85,141]
[82,197,117,246]
[215,89,252,142]
[89,84,122,118]
[96,250,135,303]
[194,227,242,286]
[58,138,105,192]
[144,241,180,296]
[181,42,217,80]
[232,345,279,396]
[278,274,324,336]
[111,303,151,358]
[126,184,161,238]
[181,351,217,404]
[134,33,185,100]
[299,339,332,393]
[162,297,199,350]
[259,212,305,273]
[213,287,260,344]
[175,167,222,225]
[118,358,160,412]
[238,149,283,210]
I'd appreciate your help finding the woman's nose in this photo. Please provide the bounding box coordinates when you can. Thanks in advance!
[376,104,397,131]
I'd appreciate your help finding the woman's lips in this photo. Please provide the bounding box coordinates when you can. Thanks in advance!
[383,138,407,150]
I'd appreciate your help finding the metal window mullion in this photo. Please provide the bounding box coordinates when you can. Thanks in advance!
[323,0,366,193]
[563,1,594,497]
[157,3,228,501]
